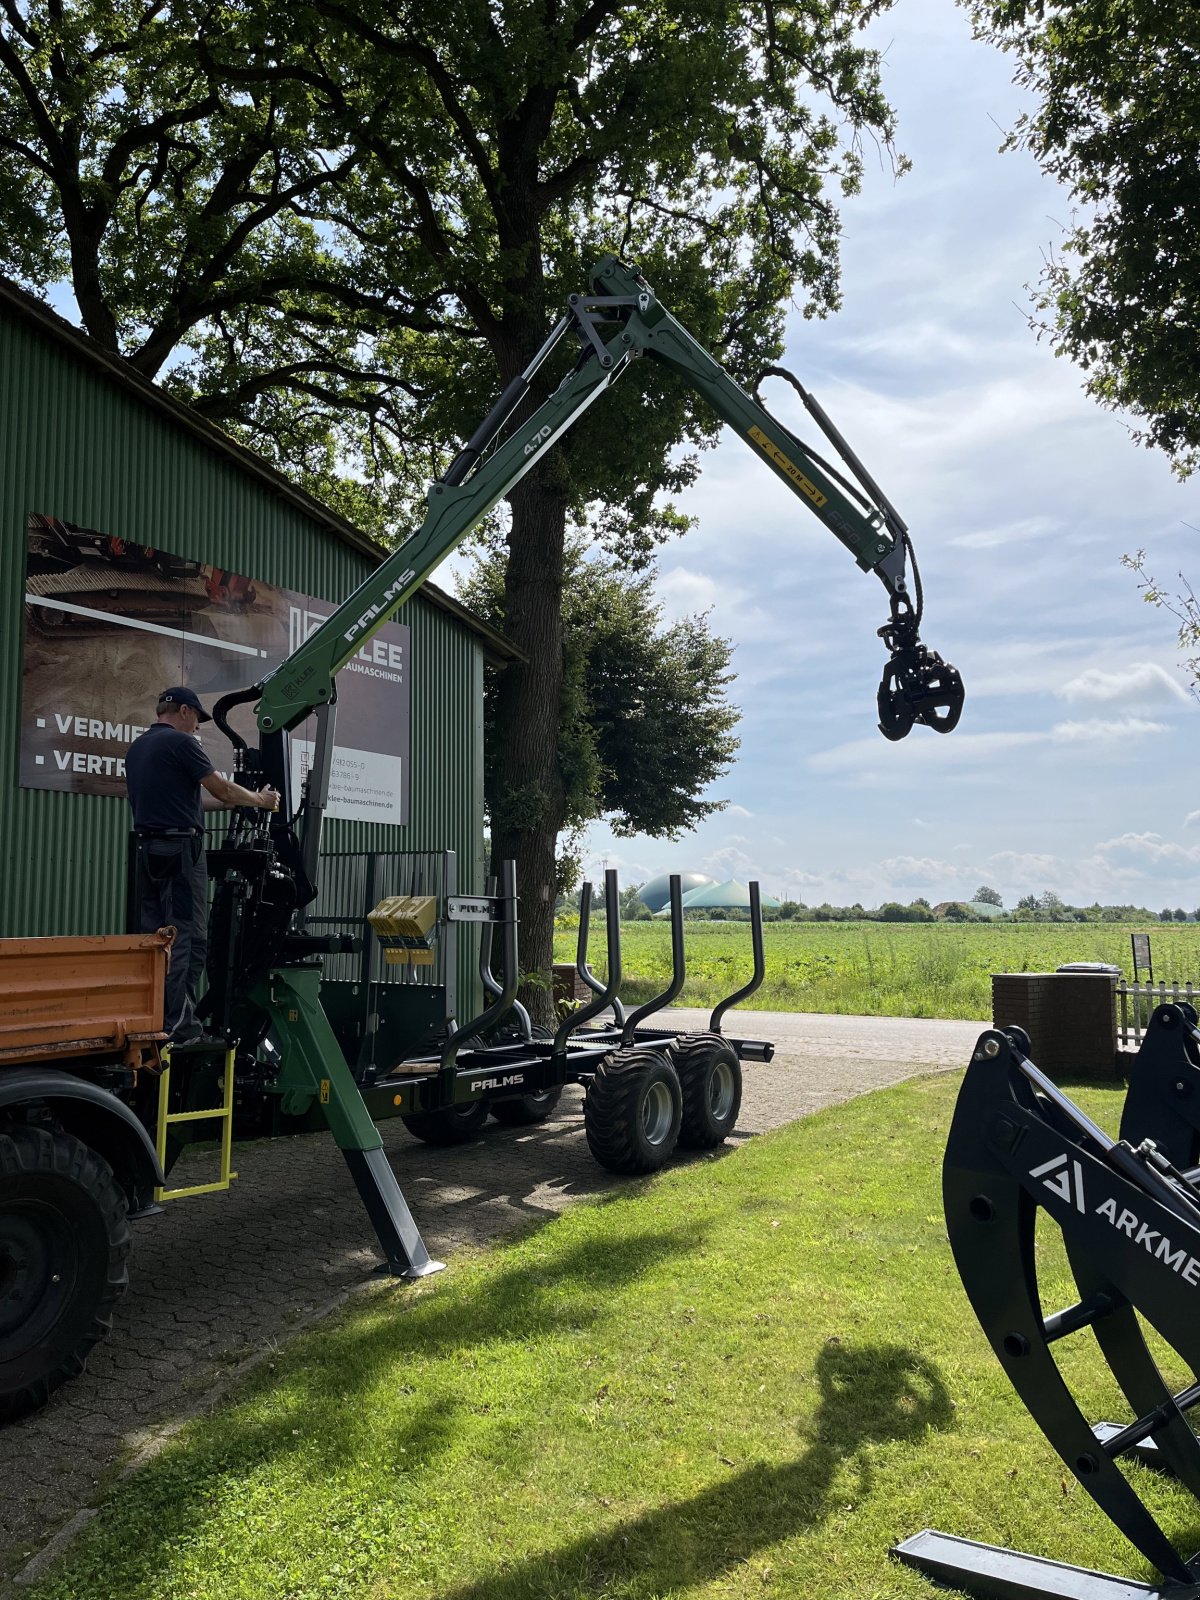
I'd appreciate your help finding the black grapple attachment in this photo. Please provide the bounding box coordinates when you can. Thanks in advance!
[877,593,965,741]
[896,1020,1200,1600]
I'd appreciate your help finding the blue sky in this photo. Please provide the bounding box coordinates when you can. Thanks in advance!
[569,0,1200,912]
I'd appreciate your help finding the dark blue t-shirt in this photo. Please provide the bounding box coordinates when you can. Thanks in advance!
[125,724,215,830]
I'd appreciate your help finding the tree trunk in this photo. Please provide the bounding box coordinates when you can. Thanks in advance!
[489,467,569,1028]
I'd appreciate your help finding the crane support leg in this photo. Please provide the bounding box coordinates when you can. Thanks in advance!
[252,967,443,1279]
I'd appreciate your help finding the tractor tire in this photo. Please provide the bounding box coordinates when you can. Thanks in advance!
[400,1096,491,1146]
[0,1126,131,1422]
[490,1086,564,1127]
[584,1047,682,1175]
[670,1033,742,1149]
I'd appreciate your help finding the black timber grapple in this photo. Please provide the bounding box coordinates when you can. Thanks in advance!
[897,1012,1200,1600]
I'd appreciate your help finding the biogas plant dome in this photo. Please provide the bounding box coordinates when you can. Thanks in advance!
[637,873,716,914]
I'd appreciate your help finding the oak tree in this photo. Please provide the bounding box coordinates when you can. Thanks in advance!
[1,0,902,1013]
[460,536,740,890]
[970,0,1200,474]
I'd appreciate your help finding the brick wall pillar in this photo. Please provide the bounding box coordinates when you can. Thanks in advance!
[552,962,591,1008]
[991,972,1119,1079]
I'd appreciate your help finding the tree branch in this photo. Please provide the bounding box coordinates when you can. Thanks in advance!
[190,357,425,419]
[313,0,507,225]
[0,133,56,181]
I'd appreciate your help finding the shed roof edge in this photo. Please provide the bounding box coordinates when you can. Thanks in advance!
[0,276,523,665]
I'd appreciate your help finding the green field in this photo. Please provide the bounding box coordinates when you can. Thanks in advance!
[555,920,1200,1020]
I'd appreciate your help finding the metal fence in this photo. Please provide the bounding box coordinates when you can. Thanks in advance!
[301,849,459,1014]
[1116,979,1199,1047]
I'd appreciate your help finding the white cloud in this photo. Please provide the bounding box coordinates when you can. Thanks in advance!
[963,637,1172,702]
[950,516,1060,551]
[1095,833,1200,867]
[1186,811,1200,830]
[1050,717,1169,743]
[982,850,1062,881]
[808,715,1168,781]
[784,870,824,889]
[726,803,754,818]
[579,849,657,886]
[808,729,1046,775]
[877,855,960,887]
[1060,662,1189,708]
[702,845,756,879]
[655,565,720,620]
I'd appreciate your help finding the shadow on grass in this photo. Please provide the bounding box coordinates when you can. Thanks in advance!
[431,1341,956,1600]
[1051,1071,1130,1094]
[43,1218,711,1597]
[287,1216,715,1465]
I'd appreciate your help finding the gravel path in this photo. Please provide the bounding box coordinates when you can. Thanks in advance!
[0,1010,983,1581]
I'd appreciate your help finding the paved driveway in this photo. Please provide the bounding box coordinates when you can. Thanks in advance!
[0,1009,983,1580]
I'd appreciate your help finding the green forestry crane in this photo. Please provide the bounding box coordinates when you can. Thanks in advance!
[195,254,963,1278]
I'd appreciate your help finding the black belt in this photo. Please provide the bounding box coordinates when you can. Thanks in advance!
[136,828,203,839]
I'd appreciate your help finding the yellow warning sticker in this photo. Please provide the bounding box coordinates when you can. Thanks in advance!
[320,1079,330,1104]
[749,426,827,507]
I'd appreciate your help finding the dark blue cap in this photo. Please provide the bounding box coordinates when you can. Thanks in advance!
[158,686,211,722]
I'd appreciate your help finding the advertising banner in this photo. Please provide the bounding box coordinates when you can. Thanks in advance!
[20,514,411,826]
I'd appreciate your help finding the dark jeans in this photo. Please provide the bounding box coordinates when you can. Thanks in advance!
[136,834,209,1039]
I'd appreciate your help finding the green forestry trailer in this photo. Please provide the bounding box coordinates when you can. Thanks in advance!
[0,256,963,1418]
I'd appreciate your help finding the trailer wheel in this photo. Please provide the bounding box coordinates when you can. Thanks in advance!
[488,1025,562,1126]
[490,1087,564,1127]
[400,1096,491,1146]
[584,1048,682,1174]
[670,1033,742,1149]
[0,1126,130,1421]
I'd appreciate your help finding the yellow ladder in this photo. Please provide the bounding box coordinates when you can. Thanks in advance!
[154,1046,239,1201]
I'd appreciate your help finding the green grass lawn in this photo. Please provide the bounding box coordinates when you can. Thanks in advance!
[554,920,1200,1019]
[32,1073,1200,1600]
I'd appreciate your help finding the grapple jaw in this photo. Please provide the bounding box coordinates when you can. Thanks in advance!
[1119,1001,1200,1167]
[876,596,964,741]
[904,1021,1200,1599]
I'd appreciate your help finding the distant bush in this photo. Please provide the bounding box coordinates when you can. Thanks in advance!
[877,902,935,923]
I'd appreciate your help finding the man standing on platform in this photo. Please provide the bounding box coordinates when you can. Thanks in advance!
[126,686,279,1043]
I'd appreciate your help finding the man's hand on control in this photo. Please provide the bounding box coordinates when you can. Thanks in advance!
[200,771,282,812]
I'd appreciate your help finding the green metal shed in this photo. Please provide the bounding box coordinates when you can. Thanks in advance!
[0,278,516,1020]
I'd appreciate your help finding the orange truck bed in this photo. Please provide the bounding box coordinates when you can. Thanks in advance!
[0,933,170,1066]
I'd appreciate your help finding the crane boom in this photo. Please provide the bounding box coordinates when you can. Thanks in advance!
[222,255,962,747]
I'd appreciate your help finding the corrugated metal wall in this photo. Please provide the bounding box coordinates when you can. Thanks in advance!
[0,298,486,1013]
